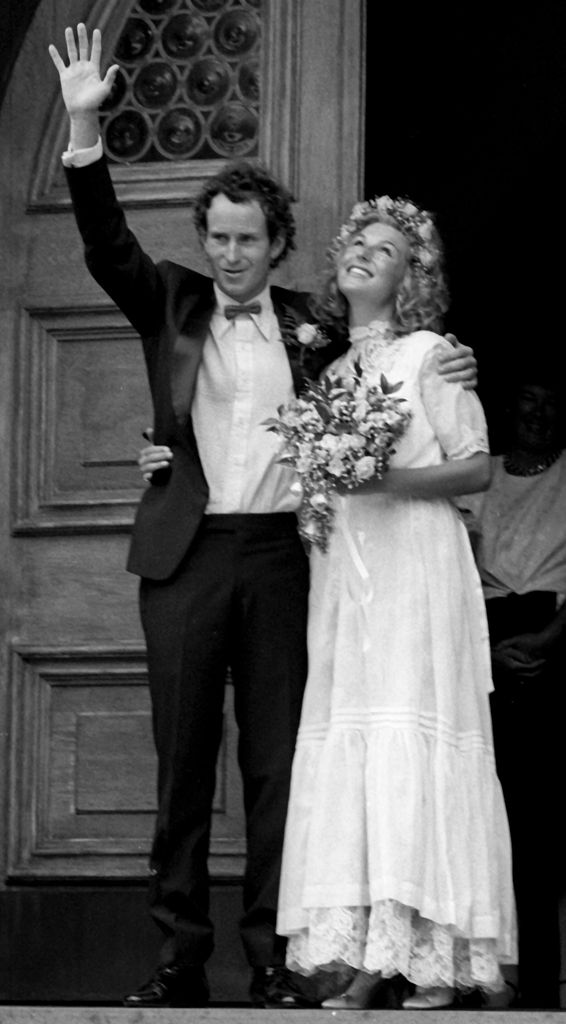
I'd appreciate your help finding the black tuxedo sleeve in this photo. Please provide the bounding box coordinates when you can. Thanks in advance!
[65,156,168,338]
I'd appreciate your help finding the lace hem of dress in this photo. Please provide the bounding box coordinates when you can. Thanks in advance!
[286,900,505,992]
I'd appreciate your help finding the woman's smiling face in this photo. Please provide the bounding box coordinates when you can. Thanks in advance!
[337,220,409,315]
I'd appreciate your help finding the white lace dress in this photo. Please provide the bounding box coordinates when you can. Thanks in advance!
[277,326,516,991]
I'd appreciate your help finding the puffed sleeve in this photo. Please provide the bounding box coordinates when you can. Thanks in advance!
[419,337,489,460]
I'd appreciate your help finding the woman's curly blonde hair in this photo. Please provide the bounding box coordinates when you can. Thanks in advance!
[312,196,450,340]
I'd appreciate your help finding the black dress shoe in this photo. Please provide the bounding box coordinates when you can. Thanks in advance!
[250,966,320,1008]
[123,963,209,1008]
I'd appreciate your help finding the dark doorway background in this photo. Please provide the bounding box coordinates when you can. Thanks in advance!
[365,3,566,449]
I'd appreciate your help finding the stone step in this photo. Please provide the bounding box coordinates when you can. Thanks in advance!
[0,1010,564,1024]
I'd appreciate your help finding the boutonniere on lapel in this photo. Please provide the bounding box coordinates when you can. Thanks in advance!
[280,309,331,362]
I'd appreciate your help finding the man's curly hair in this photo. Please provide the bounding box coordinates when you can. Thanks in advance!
[193,160,296,268]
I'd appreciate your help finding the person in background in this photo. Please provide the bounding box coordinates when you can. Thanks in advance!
[49,24,479,1010]
[275,196,516,1010]
[460,371,566,1009]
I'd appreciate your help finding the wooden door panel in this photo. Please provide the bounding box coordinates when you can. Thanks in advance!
[8,645,245,880]
[14,306,151,534]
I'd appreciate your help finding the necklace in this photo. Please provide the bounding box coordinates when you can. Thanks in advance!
[503,449,562,477]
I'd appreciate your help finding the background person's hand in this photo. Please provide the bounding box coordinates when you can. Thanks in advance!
[492,634,548,679]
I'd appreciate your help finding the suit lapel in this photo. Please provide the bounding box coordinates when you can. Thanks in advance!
[170,288,215,425]
[271,290,310,396]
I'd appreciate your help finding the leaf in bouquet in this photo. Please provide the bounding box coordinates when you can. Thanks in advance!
[308,400,330,425]
[262,417,283,431]
[380,373,404,395]
[344,358,361,378]
[321,374,340,397]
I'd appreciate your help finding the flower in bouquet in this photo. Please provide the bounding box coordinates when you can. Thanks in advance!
[264,360,412,552]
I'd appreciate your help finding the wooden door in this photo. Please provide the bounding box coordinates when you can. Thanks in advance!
[0,0,364,1002]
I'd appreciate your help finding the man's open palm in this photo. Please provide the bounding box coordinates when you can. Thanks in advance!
[48,24,118,114]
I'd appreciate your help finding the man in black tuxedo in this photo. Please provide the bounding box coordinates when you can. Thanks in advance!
[49,24,477,1009]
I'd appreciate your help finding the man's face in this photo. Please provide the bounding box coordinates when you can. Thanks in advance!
[203,193,284,302]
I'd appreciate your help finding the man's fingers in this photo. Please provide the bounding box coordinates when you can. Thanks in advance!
[437,349,463,364]
[103,65,120,90]
[90,27,102,70]
[445,332,459,348]
[48,44,65,73]
[65,26,78,62]
[140,456,172,466]
[520,663,545,677]
[77,22,89,62]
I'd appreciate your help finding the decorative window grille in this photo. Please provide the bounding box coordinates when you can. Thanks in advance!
[100,0,261,164]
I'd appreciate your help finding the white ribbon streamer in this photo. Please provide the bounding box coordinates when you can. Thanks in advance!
[339,507,374,652]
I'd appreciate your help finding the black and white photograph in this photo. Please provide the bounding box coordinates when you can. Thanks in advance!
[1,1,565,1018]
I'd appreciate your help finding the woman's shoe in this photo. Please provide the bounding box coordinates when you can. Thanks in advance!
[402,985,455,1009]
[322,992,365,1009]
[322,971,384,1009]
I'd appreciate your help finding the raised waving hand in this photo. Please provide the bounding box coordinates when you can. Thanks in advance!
[49,24,118,113]
[49,24,118,148]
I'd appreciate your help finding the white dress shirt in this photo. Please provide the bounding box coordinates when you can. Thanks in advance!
[193,285,299,513]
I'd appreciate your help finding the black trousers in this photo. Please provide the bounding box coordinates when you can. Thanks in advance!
[139,513,309,969]
[487,592,561,1009]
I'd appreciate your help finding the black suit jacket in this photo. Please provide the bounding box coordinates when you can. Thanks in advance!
[65,157,344,580]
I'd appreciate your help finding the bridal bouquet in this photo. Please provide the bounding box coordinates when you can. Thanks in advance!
[264,360,412,552]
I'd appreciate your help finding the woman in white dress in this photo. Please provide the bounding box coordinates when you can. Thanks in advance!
[276,197,516,1009]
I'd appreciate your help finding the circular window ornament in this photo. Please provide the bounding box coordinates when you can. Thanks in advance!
[155,107,205,159]
[162,13,209,59]
[237,60,259,102]
[186,57,231,107]
[214,9,258,57]
[104,110,152,161]
[115,18,154,63]
[191,0,226,14]
[209,102,258,157]
[133,62,178,109]
[139,0,178,16]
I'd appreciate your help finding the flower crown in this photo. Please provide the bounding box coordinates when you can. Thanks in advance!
[333,196,442,278]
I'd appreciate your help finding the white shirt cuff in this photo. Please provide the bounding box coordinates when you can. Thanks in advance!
[62,136,103,168]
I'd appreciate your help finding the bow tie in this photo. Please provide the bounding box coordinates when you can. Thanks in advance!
[224,302,261,320]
